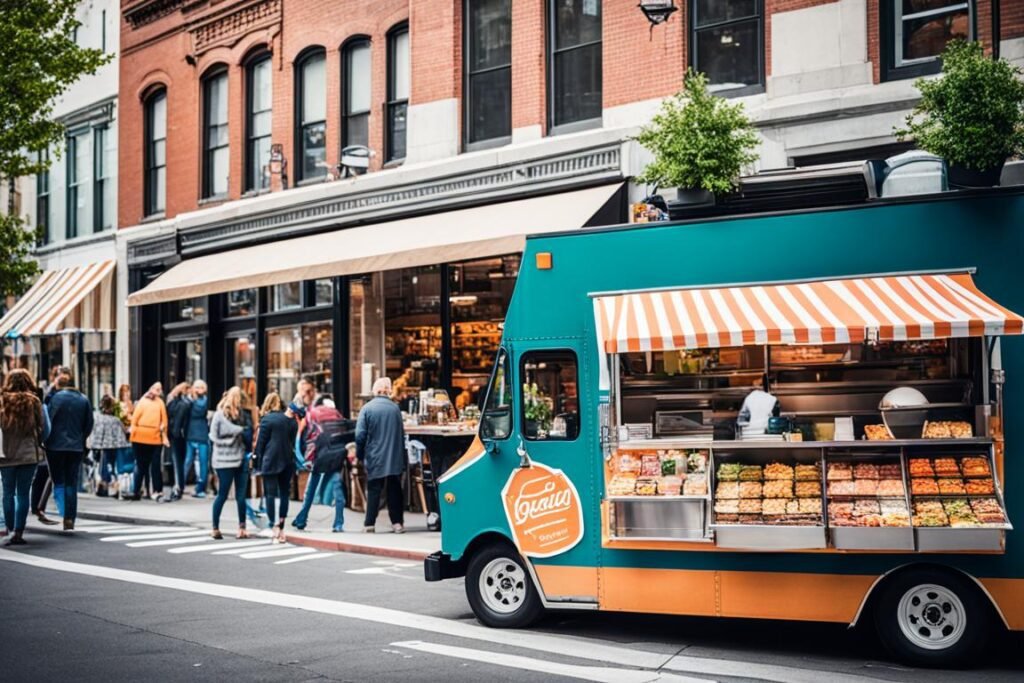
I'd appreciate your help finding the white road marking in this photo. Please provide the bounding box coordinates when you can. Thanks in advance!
[101,530,209,543]
[209,541,274,555]
[167,539,270,554]
[275,553,338,565]
[238,547,318,560]
[126,536,218,548]
[392,640,713,683]
[0,553,889,683]
[83,525,189,535]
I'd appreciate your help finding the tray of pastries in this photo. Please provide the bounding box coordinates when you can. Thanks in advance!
[716,463,741,482]
[738,481,763,499]
[829,501,855,526]
[943,499,981,528]
[971,498,1007,525]
[608,473,637,496]
[739,465,763,481]
[715,481,740,500]
[937,478,967,495]
[911,478,940,495]
[795,480,822,498]
[828,480,856,496]
[764,462,795,481]
[683,474,708,496]
[763,480,794,498]
[880,499,911,527]
[877,479,906,497]
[933,458,961,477]
[960,457,992,478]
[922,420,973,439]
[909,458,935,477]
[795,463,822,481]
[853,463,880,479]
[913,501,949,527]
[964,478,995,495]
[714,499,739,515]
[826,462,852,481]
[854,479,879,496]
[879,463,902,479]
[864,424,893,441]
[738,499,762,515]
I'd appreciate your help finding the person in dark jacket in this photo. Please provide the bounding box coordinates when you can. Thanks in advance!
[292,396,353,533]
[183,379,211,497]
[165,381,192,501]
[254,392,298,543]
[30,365,69,524]
[43,371,94,531]
[355,377,406,533]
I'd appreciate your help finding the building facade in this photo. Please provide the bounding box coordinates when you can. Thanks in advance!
[117,0,1024,411]
[2,1,120,403]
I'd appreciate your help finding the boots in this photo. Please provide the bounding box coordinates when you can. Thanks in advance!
[5,530,26,546]
[63,518,75,531]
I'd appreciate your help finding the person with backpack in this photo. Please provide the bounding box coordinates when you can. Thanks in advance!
[253,392,298,543]
[1,370,51,545]
[44,370,94,530]
[165,382,192,501]
[292,395,353,533]
[209,387,251,539]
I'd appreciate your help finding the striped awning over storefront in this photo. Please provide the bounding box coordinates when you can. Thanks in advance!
[0,260,116,338]
[592,271,1024,354]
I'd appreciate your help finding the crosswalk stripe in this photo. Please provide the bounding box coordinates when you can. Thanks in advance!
[167,539,269,554]
[239,546,318,560]
[275,553,337,565]
[84,525,189,534]
[126,535,217,548]
[210,540,275,555]
[101,530,207,543]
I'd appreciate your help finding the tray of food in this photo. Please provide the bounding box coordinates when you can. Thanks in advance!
[911,495,1011,551]
[608,448,710,499]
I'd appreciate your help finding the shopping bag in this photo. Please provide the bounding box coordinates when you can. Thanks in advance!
[118,472,134,498]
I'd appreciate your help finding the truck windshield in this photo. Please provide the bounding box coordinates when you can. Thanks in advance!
[480,348,512,439]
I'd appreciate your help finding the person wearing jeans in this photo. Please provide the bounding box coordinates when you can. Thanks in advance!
[209,387,250,539]
[1,369,52,545]
[184,381,211,497]
[90,396,130,497]
[253,393,298,543]
[43,372,93,530]
[164,382,192,501]
[292,470,347,532]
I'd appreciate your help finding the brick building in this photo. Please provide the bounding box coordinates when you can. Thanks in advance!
[116,0,1024,408]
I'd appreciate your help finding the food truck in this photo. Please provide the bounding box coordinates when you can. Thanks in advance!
[424,186,1024,667]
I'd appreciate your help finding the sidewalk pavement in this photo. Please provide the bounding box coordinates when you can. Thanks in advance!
[65,494,438,561]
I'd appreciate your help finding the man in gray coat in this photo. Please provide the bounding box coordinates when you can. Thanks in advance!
[355,377,406,533]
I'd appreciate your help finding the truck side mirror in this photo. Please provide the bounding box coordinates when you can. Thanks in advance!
[484,439,500,455]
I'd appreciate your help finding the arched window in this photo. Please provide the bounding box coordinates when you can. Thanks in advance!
[246,53,273,192]
[386,25,409,162]
[143,88,167,216]
[295,48,327,181]
[202,67,229,198]
[342,38,371,150]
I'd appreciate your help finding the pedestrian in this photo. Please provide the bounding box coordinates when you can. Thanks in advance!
[209,387,251,539]
[239,390,265,527]
[44,370,94,531]
[292,395,351,533]
[1,370,51,545]
[165,381,192,501]
[30,365,68,525]
[116,383,134,424]
[128,382,167,502]
[90,395,129,497]
[355,377,406,533]
[254,392,298,543]
[183,379,211,498]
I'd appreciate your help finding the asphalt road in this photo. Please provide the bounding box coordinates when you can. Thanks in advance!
[1,520,1021,683]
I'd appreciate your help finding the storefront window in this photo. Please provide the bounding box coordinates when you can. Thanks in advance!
[266,322,333,401]
[385,265,441,401]
[315,279,333,306]
[271,282,302,311]
[167,338,205,389]
[350,273,385,413]
[83,332,115,405]
[449,255,518,409]
[226,289,257,317]
[231,335,257,404]
[175,297,208,322]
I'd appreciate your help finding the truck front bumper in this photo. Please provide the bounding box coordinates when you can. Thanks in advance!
[424,551,466,582]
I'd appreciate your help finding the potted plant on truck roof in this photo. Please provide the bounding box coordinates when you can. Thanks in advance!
[634,69,759,206]
[896,39,1024,189]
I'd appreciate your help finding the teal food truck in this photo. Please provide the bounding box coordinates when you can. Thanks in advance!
[424,186,1024,667]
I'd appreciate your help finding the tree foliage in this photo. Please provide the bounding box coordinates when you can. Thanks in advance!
[0,0,110,298]
[634,70,760,194]
[896,40,1024,171]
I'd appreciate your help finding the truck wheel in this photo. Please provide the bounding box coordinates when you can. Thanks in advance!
[465,543,544,628]
[873,568,993,667]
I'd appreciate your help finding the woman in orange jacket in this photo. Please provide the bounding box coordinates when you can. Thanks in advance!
[129,382,168,501]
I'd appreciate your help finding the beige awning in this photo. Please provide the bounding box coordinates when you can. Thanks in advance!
[0,260,116,338]
[127,184,621,306]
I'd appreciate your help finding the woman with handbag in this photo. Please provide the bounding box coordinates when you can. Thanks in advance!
[129,382,168,501]
[253,392,297,543]
[209,387,251,539]
[1,369,51,545]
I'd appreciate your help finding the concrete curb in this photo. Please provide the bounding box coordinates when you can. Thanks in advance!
[74,510,193,527]
[285,533,431,561]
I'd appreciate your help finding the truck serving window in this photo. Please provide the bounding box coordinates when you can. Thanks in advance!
[521,350,579,441]
[480,348,513,440]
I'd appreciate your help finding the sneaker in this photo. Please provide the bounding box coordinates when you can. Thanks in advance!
[169,491,182,502]
[332,527,344,533]
[193,492,207,499]
[363,526,376,533]
[392,524,405,534]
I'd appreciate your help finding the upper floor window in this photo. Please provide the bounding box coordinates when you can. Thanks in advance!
[343,39,372,151]
[94,126,114,232]
[36,149,51,244]
[465,0,511,147]
[66,130,91,239]
[548,0,602,132]
[690,0,764,95]
[246,54,273,192]
[296,49,327,182]
[143,88,167,217]
[202,69,229,198]
[882,1,973,81]
[386,25,410,163]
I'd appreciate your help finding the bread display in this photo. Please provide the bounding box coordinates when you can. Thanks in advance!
[795,463,822,481]
[937,478,967,495]
[876,479,906,497]
[738,481,763,499]
[922,421,972,439]
[852,463,880,480]
[762,480,793,498]
[764,462,794,481]
[864,424,892,440]
[795,480,821,498]
[965,478,995,495]
[911,478,940,495]
[715,481,739,500]
[826,462,852,481]
[909,458,935,477]
[960,457,991,478]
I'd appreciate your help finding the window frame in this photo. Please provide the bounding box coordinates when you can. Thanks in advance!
[688,0,765,98]
[342,36,372,152]
[386,24,410,164]
[143,87,167,218]
[65,130,88,239]
[881,0,976,82]
[93,125,111,232]
[546,0,603,135]
[201,67,230,200]
[464,0,512,151]
[36,149,51,245]
[480,346,514,441]
[519,348,581,442]
[244,52,273,193]
[294,47,328,184]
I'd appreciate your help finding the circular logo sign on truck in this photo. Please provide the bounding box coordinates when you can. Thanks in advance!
[501,461,584,558]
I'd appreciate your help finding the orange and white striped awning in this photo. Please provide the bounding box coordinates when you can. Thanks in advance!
[593,271,1024,354]
[0,260,115,338]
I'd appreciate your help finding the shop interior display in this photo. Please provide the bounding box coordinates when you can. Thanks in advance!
[713,459,822,526]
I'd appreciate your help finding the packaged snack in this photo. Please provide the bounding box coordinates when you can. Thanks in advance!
[607,473,637,496]
[738,481,763,499]
[763,480,793,498]
[795,463,822,481]
[641,455,661,477]
[764,463,794,481]
[635,477,658,496]
[657,475,683,496]
[795,480,821,498]
[826,462,852,481]
[659,456,676,476]
[827,480,855,496]
[683,474,708,496]
[617,453,641,474]
[716,462,741,482]
[687,451,708,473]
[739,465,763,482]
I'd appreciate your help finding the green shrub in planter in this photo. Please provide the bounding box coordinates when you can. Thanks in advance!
[896,40,1024,180]
[634,69,759,196]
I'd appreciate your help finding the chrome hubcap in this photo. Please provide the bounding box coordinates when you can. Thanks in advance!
[897,583,966,650]
[479,558,526,615]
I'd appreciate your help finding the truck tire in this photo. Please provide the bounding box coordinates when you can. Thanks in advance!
[873,567,993,668]
[465,543,544,628]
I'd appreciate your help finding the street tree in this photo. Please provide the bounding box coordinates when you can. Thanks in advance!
[0,0,110,298]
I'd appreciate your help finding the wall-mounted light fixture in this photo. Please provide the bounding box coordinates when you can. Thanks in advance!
[639,1,678,28]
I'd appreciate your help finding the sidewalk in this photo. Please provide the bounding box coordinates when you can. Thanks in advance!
[66,494,438,561]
